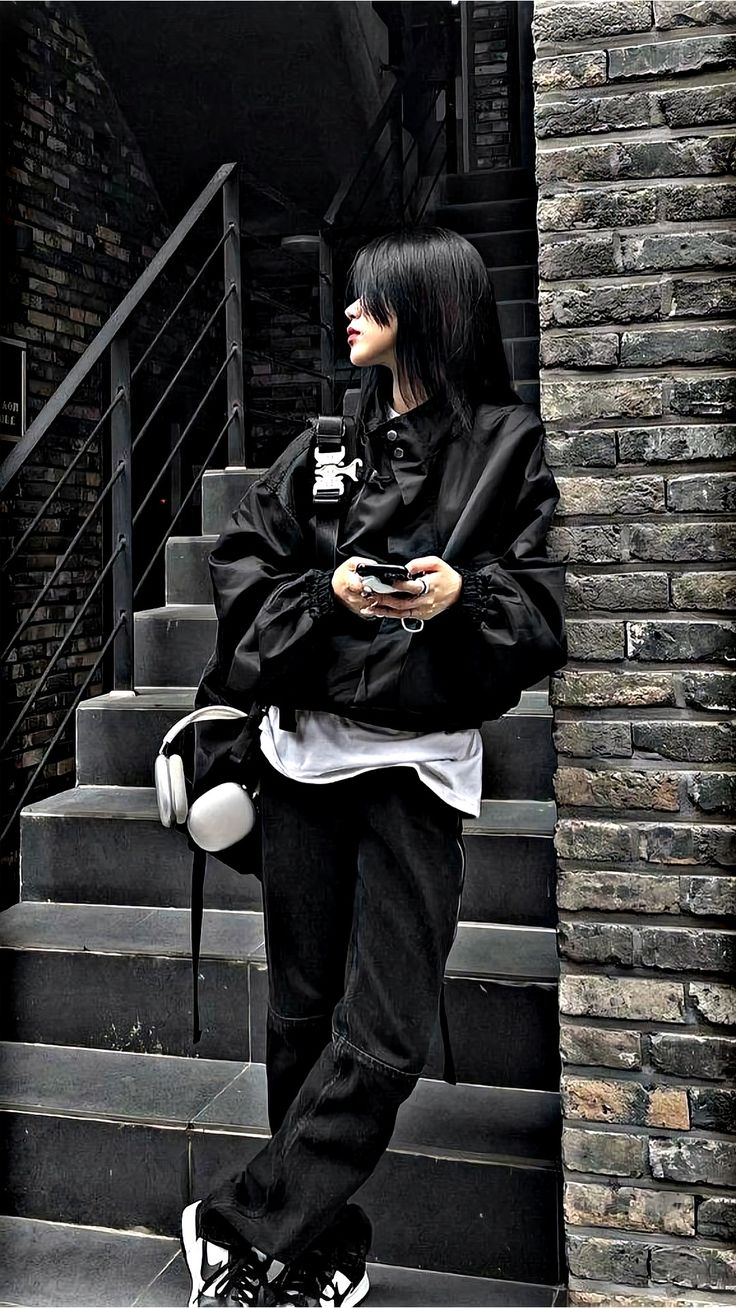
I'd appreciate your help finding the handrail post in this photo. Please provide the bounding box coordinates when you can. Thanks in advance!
[319,230,335,414]
[110,336,134,692]
[223,173,245,465]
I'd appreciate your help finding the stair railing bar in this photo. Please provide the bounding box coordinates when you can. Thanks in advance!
[348,138,395,229]
[1,386,124,572]
[110,336,133,692]
[414,143,448,225]
[237,164,323,227]
[133,408,235,601]
[131,225,234,382]
[223,173,245,466]
[0,162,238,496]
[247,406,314,426]
[248,286,317,328]
[404,116,447,219]
[131,283,235,453]
[0,613,126,845]
[241,224,323,279]
[0,461,124,664]
[399,81,444,175]
[0,540,125,753]
[132,347,235,527]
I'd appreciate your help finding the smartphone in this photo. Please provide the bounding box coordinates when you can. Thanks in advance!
[355,563,421,597]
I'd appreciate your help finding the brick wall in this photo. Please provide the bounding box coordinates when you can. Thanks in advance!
[533,1,736,1303]
[468,2,513,169]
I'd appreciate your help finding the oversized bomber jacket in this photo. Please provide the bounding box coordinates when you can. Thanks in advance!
[195,389,569,731]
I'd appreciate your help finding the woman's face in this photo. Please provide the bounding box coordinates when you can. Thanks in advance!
[345,298,397,369]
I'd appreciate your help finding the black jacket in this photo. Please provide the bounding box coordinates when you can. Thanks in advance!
[195,391,568,731]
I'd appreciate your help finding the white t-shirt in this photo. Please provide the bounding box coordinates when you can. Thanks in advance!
[258,402,483,817]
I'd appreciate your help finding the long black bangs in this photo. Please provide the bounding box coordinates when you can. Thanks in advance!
[345,228,517,433]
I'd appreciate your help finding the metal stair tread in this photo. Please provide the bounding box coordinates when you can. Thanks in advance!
[22,784,556,834]
[0,1042,560,1164]
[78,685,551,716]
[0,902,558,979]
[0,1215,561,1307]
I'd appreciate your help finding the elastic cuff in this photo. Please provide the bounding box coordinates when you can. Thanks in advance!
[304,568,339,620]
[455,567,495,630]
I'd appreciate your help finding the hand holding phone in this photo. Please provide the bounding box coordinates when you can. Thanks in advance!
[355,563,424,597]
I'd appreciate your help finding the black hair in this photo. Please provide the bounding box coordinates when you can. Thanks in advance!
[345,225,517,432]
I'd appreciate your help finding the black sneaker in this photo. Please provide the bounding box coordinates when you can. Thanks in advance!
[182,1200,270,1306]
[264,1205,371,1308]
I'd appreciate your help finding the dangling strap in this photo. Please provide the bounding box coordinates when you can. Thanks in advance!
[439,982,457,1086]
[312,414,361,572]
[190,844,207,1044]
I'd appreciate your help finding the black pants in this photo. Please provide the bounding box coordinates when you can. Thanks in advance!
[199,757,466,1264]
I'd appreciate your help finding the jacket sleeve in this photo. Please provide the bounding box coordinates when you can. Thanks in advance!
[194,454,341,710]
[450,422,568,704]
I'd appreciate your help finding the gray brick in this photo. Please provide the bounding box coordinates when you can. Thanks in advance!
[534,0,652,42]
[682,671,736,712]
[554,670,677,709]
[566,1233,649,1285]
[553,718,633,758]
[639,925,736,973]
[637,821,736,866]
[684,874,736,915]
[627,619,736,663]
[686,771,736,815]
[620,425,736,463]
[566,620,626,660]
[546,429,618,467]
[568,571,669,611]
[564,1181,695,1235]
[621,325,736,367]
[555,818,634,862]
[564,1126,648,1178]
[667,473,736,512]
[690,981,736,1025]
[609,34,736,80]
[540,332,619,369]
[661,180,736,222]
[560,1024,642,1070]
[537,190,658,233]
[671,275,736,317]
[622,229,736,273]
[558,869,680,914]
[537,135,735,184]
[671,571,736,611]
[690,1087,736,1133]
[649,1137,736,1189]
[630,522,736,562]
[650,1032,736,1080]
[563,1077,689,1129]
[539,233,619,280]
[534,51,607,92]
[697,1197,736,1243]
[658,82,736,128]
[670,375,736,417]
[655,1,736,28]
[539,281,661,328]
[559,920,635,966]
[536,91,651,139]
[543,381,663,423]
[547,523,622,563]
[650,1242,736,1292]
[560,975,686,1023]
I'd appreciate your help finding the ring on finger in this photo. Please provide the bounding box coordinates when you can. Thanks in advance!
[418,577,429,596]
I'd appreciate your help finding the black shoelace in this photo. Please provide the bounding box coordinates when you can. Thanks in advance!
[201,1248,265,1306]
[274,1247,359,1307]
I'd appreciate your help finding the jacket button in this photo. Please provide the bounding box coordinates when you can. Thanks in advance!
[386,428,399,442]
[393,446,405,459]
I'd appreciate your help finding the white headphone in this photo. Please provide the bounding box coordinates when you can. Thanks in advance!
[155,706,259,853]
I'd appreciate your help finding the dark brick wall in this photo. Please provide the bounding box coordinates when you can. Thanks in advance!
[533,1,736,1303]
[467,1,513,169]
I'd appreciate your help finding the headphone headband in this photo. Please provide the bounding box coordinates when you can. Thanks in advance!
[160,706,249,755]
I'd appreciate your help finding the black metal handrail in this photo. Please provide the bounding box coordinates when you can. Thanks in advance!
[0,162,246,853]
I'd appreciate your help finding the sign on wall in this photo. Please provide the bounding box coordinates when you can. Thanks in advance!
[0,337,27,441]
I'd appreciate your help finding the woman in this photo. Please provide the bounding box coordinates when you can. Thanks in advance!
[182,226,567,1307]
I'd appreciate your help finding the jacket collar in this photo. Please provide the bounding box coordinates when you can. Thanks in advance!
[361,389,458,508]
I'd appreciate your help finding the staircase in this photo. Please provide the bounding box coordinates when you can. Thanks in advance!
[436,166,540,410]
[0,440,564,1303]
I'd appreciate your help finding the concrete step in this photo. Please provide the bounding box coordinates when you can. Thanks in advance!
[0,1043,563,1285]
[202,467,262,533]
[498,299,539,342]
[20,783,558,926]
[134,606,214,686]
[434,196,536,234]
[489,264,537,303]
[443,168,536,206]
[77,685,556,801]
[0,903,559,1086]
[0,1214,562,1307]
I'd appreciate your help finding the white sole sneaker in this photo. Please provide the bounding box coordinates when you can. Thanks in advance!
[181,1200,230,1307]
[336,1268,370,1308]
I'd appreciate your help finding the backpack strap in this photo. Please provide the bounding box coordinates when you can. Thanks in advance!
[312,412,362,571]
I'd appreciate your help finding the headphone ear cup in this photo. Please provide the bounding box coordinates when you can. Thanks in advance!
[168,753,189,825]
[155,754,174,828]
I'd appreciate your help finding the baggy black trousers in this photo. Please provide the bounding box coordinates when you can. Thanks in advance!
[199,756,466,1264]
